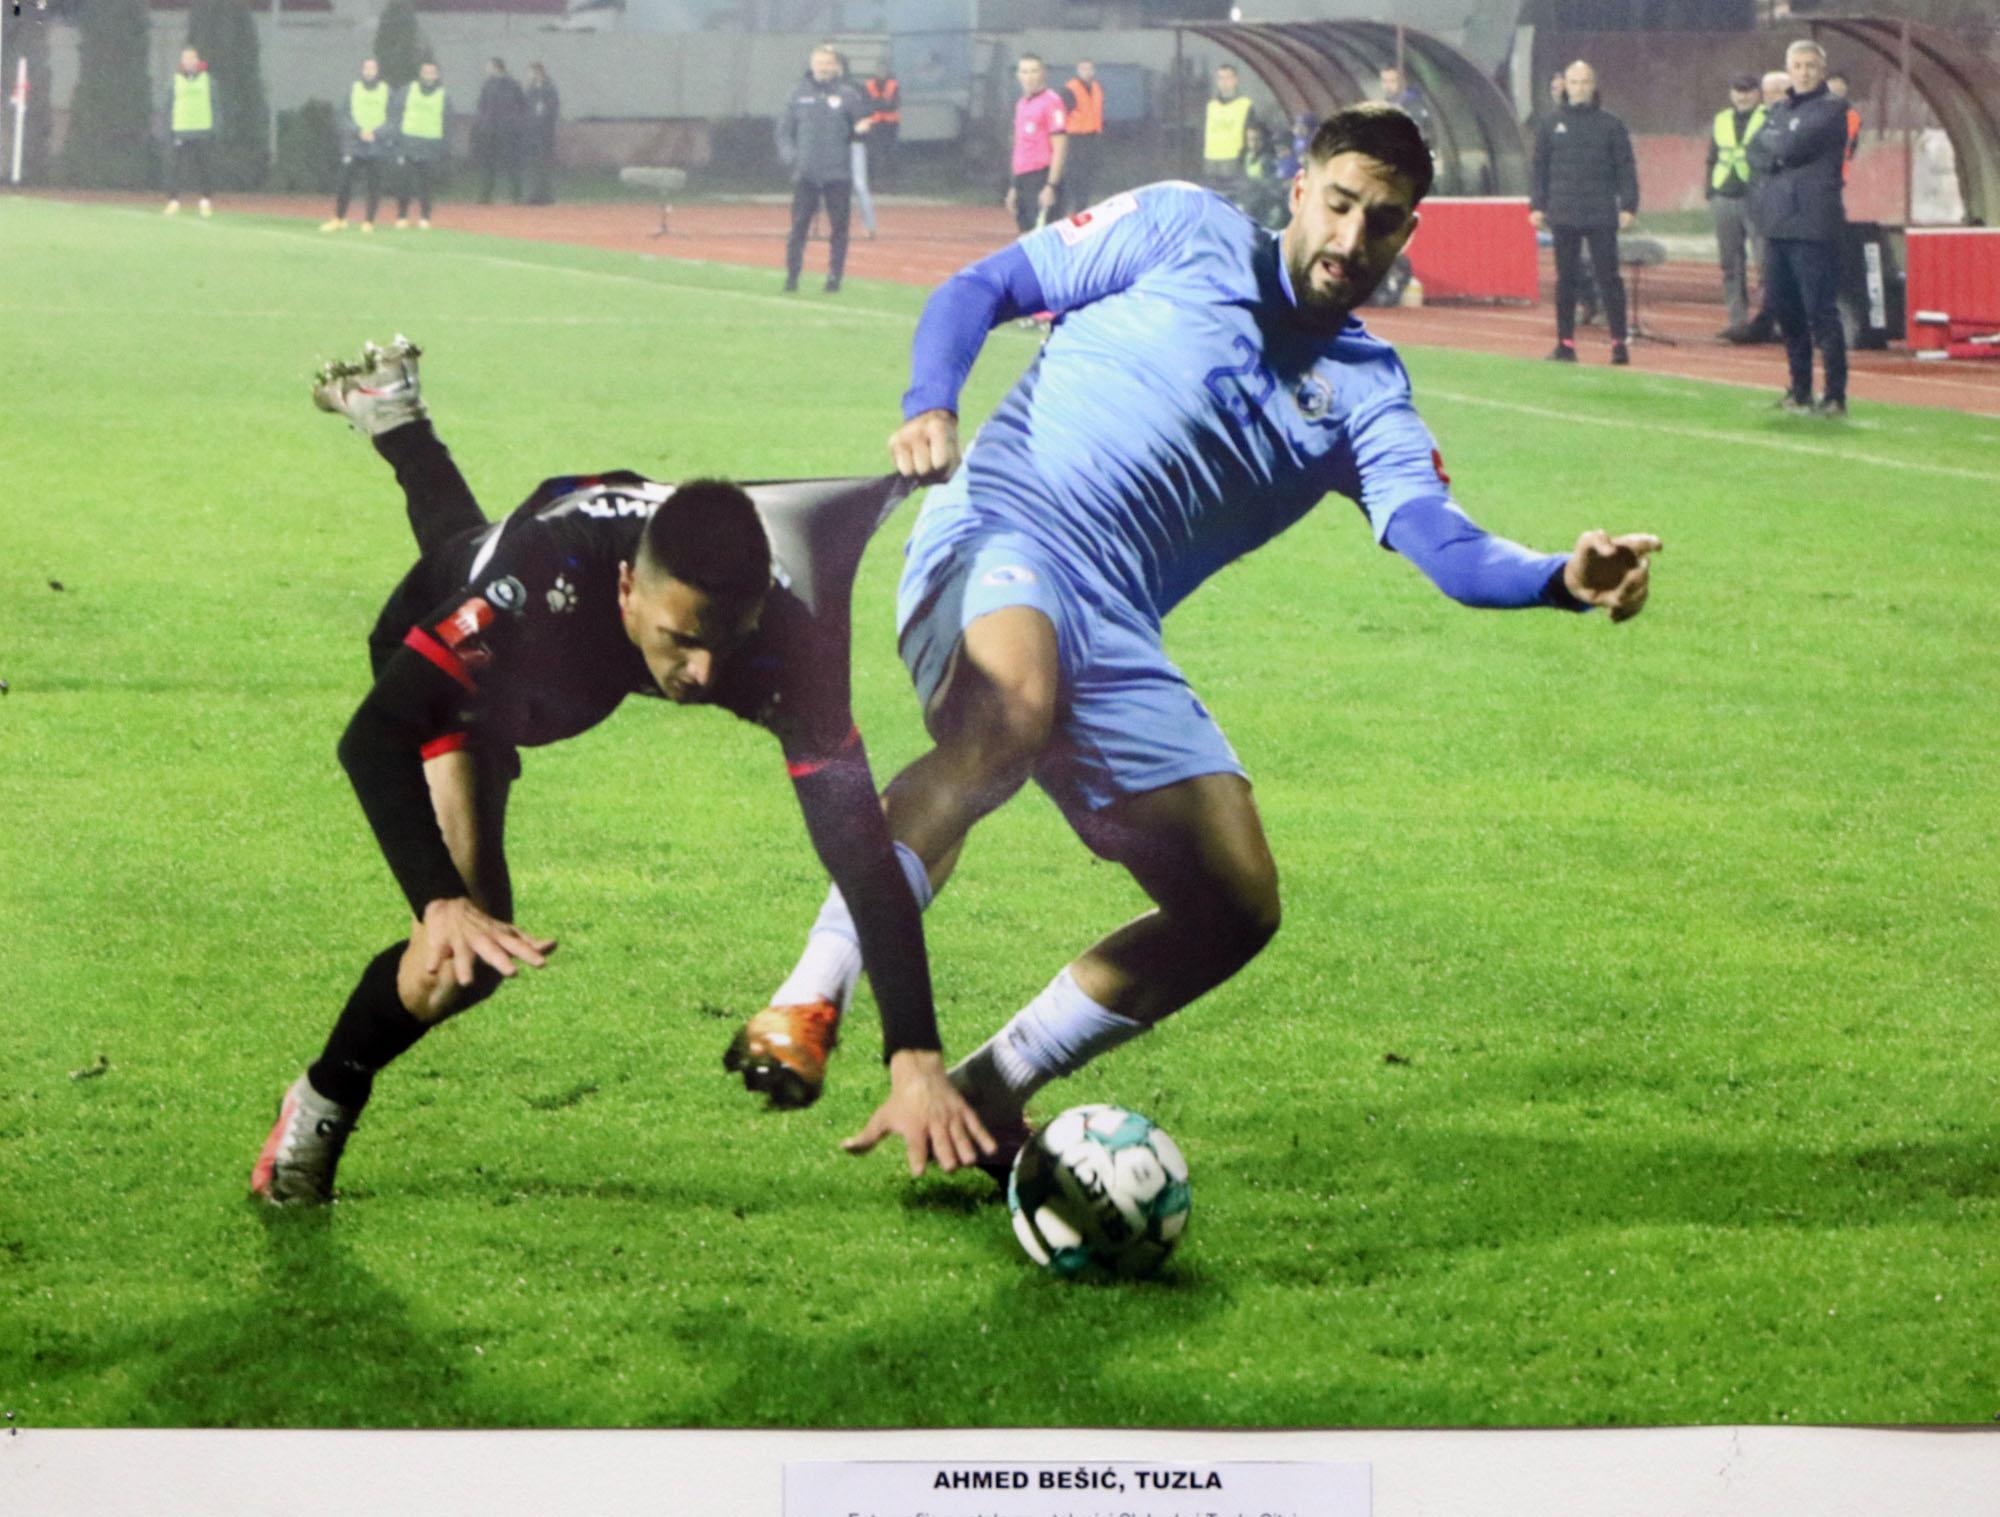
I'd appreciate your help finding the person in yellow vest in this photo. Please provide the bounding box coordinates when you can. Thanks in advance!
[323,57,393,233]
[164,47,216,218]
[392,60,448,230]
[1061,59,1104,210]
[1705,72,1765,336]
[1202,63,1258,193]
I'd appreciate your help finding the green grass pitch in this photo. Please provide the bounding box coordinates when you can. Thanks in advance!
[2,197,1996,1428]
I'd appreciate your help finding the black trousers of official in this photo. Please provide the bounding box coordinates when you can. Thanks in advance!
[396,159,437,221]
[787,178,852,283]
[169,138,212,199]
[525,140,556,205]
[477,132,523,203]
[335,158,384,223]
[1767,236,1847,404]
[1011,168,1052,232]
[1552,224,1628,343]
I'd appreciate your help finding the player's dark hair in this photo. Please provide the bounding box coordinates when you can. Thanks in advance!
[637,480,771,601]
[1306,102,1435,205]
[1018,52,1043,66]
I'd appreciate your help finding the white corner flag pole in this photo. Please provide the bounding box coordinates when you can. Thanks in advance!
[10,57,26,185]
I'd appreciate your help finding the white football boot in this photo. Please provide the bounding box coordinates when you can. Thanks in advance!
[311,335,427,437]
[250,1074,360,1205]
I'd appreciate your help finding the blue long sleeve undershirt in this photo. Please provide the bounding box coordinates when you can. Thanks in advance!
[903,244,1587,613]
[1385,497,1589,612]
[904,244,1047,419]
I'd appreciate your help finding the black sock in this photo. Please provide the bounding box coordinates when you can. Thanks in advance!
[308,943,429,1110]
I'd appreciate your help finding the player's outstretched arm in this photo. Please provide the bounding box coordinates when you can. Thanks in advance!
[843,1050,997,1177]
[1385,502,1661,618]
[1562,529,1661,622]
[897,244,1048,481]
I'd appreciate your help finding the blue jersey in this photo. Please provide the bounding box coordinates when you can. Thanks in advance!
[914,182,1451,620]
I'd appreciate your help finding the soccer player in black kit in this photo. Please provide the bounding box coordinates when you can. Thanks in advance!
[251,338,994,1203]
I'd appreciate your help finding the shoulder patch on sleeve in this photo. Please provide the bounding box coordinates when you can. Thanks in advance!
[435,596,495,649]
[1056,190,1139,245]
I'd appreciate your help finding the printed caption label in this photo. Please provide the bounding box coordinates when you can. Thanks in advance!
[784,1460,1369,1517]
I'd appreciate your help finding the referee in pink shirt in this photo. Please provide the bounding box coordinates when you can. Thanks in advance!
[1005,54,1068,233]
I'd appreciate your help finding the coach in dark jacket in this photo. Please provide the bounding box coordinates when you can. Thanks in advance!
[474,58,528,204]
[1531,60,1639,364]
[776,44,871,294]
[1747,39,1849,415]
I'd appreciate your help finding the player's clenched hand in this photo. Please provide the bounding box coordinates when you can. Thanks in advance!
[889,408,960,484]
[420,896,556,987]
[842,1049,996,1177]
[1564,529,1661,623]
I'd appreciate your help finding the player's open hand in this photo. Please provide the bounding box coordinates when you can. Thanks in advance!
[842,1049,997,1177]
[1564,529,1661,622]
[420,896,556,987]
[889,408,961,484]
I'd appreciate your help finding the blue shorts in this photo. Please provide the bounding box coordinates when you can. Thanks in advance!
[895,519,1245,823]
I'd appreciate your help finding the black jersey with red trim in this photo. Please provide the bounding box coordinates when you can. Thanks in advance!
[337,459,945,1055]
[368,470,901,762]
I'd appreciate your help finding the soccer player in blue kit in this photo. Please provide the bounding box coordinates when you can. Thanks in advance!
[729,104,1661,1174]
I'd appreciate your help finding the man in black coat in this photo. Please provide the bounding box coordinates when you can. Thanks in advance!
[1747,40,1849,416]
[524,63,560,205]
[474,57,528,205]
[776,43,872,294]
[1531,60,1639,365]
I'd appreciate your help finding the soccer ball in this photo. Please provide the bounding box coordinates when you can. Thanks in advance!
[1008,1104,1191,1278]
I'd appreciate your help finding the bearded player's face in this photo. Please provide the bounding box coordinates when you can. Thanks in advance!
[1281,150,1419,331]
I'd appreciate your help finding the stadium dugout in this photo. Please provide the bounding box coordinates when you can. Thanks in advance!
[1161,19,1535,302]
[1159,18,1529,199]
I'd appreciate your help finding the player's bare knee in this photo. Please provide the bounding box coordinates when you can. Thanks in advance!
[399,955,505,1025]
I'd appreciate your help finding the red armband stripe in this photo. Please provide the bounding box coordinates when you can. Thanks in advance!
[420,732,469,762]
[785,723,862,779]
[403,626,479,694]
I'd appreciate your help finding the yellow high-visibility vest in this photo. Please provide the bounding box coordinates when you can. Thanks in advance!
[401,84,446,141]
[172,72,213,134]
[1710,104,1765,190]
[1205,95,1253,162]
[350,80,390,134]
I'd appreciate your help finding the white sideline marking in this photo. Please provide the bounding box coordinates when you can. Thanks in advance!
[1425,387,2000,486]
[93,202,915,326]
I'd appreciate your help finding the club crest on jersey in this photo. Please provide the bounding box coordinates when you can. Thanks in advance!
[485,575,527,614]
[546,575,578,615]
[981,564,1038,587]
[1295,373,1335,420]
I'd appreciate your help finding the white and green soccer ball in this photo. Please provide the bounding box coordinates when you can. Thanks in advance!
[1007,1104,1191,1279]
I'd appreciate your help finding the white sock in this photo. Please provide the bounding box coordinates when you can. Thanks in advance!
[769,842,933,1013]
[950,967,1148,1117]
